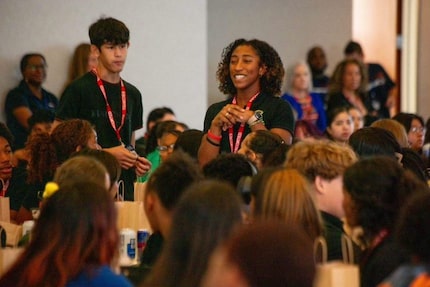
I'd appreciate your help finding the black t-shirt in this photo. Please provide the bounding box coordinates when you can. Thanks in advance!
[203,93,295,153]
[140,232,164,267]
[367,63,395,119]
[4,166,28,211]
[321,211,361,263]
[56,72,143,200]
[21,180,47,211]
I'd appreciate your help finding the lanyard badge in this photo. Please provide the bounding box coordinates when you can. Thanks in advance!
[92,69,127,144]
[228,92,260,153]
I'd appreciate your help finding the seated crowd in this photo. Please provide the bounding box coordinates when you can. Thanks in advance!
[1,37,430,287]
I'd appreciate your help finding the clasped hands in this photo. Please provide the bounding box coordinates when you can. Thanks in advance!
[213,104,254,131]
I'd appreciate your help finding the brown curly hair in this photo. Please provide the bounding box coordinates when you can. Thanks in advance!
[328,58,368,102]
[27,119,95,183]
[216,39,285,96]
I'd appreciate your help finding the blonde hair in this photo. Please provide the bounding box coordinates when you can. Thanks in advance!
[256,168,323,241]
[285,140,357,182]
[54,156,108,189]
[69,43,91,82]
[371,119,409,148]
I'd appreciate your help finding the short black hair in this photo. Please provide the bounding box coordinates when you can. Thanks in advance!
[173,129,204,160]
[89,17,129,49]
[0,122,14,148]
[146,107,175,130]
[28,110,55,130]
[344,40,363,56]
[147,151,203,210]
[203,153,254,188]
[393,112,425,133]
[145,120,183,155]
[20,53,46,73]
[348,127,401,159]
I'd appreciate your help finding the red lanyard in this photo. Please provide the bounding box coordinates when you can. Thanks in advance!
[228,92,260,153]
[92,69,127,144]
[370,229,389,250]
[0,180,10,197]
[361,229,389,266]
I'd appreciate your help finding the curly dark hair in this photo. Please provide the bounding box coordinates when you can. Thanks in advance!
[328,58,368,102]
[343,156,428,244]
[216,39,284,96]
[27,119,95,183]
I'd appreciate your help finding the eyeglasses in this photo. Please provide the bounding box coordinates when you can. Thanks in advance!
[27,64,47,71]
[157,144,175,152]
[410,127,426,134]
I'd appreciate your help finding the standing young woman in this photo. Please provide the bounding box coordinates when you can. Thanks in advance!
[198,39,295,167]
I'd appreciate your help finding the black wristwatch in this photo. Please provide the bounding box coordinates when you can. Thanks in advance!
[254,110,264,121]
[248,110,264,126]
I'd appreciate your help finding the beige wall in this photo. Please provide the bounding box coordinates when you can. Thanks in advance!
[208,0,353,105]
[352,0,397,81]
[417,0,430,120]
[0,0,208,134]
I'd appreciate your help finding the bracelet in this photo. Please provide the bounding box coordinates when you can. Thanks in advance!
[207,130,222,141]
[249,119,265,127]
[206,136,221,147]
[247,114,258,125]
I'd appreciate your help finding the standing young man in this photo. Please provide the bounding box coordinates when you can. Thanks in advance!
[55,17,150,200]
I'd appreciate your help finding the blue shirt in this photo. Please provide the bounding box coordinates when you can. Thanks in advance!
[281,92,326,132]
[66,265,133,287]
[5,80,58,149]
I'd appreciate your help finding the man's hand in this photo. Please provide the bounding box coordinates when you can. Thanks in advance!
[104,145,140,169]
[135,156,151,177]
